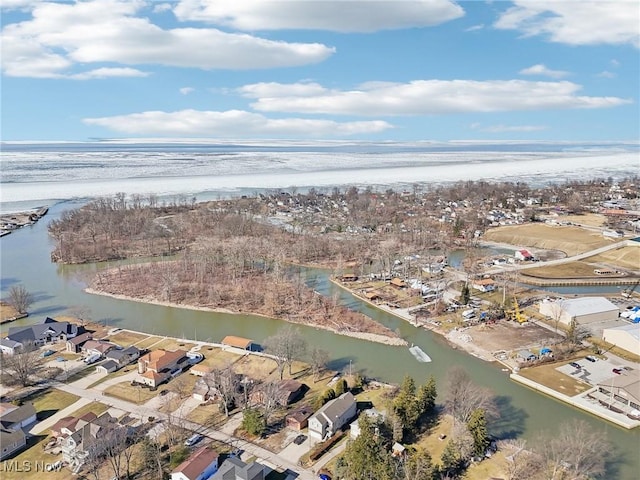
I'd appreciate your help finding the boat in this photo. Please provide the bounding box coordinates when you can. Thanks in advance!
[409,345,432,363]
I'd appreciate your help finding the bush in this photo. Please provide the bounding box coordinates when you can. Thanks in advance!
[242,408,265,437]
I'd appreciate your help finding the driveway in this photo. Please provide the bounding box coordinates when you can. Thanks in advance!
[29,397,92,435]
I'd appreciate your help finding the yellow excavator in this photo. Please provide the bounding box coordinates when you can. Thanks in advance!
[505,297,527,323]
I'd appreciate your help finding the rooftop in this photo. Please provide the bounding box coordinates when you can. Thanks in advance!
[559,297,619,317]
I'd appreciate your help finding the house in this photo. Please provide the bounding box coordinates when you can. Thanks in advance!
[340,273,358,282]
[50,412,98,439]
[66,332,93,353]
[221,336,257,351]
[82,339,117,356]
[286,406,314,431]
[472,278,496,293]
[211,456,264,480]
[61,412,119,468]
[350,408,385,439]
[96,360,119,374]
[251,379,305,407]
[308,392,357,441]
[193,379,211,402]
[7,317,79,346]
[171,446,219,480]
[514,249,534,261]
[363,291,381,302]
[106,345,141,367]
[137,349,189,388]
[0,428,26,460]
[0,337,22,355]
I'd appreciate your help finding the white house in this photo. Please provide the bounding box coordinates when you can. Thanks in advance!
[472,278,496,293]
[0,338,22,355]
[308,392,357,441]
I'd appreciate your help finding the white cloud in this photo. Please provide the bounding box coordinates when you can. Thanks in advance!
[83,109,393,137]
[242,80,631,116]
[597,71,616,79]
[70,67,149,80]
[610,59,621,68]
[465,24,484,32]
[173,0,464,33]
[179,87,195,95]
[0,0,42,10]
[471,123,547,133]
[1,0,335,78]
[153,3,172,13]
[519,64,569,79]
[495,0,640,48]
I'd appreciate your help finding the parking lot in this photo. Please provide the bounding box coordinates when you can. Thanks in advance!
[556,357,633,387]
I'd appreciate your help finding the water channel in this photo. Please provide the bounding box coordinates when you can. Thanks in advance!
[1,201,638,478]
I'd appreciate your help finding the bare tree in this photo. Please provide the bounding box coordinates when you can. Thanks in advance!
[444,366,497,424]
[263,326,307,379]
[1,342,44,386]
[501,439,544,480]
[7,284,33,314]
[309,347,330,382]
[257,380,282,428]
[203,364,240,417]
[538,419,612,480]
[103,424,129,480]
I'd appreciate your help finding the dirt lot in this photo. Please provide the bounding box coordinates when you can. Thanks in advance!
[560,213,606,227]
[483,223,611,256]
[464,321,563,354]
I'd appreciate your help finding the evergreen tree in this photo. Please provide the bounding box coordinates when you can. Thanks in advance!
[417,375,437,416]
[393,375,420,440]
[402,448,434,480]
[242,408,264,437]
[460,282,470,305]
[338,415,394,480]
[335,378,348,396]
[467,408,490,458]
[440,439,463,476]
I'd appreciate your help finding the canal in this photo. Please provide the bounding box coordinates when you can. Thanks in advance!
[1,201,638,478]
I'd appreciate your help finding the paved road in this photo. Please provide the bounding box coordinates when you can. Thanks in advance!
[51,380,317,480]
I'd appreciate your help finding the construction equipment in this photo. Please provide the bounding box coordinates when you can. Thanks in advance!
[505,297,527,323]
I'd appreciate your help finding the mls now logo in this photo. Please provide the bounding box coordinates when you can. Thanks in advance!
[2,460,63,472]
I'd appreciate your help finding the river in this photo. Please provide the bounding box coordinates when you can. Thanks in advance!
[1,201,638,478]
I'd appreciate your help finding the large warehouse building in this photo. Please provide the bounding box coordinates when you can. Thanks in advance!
[602,323,640,355]
[539,296,619,326]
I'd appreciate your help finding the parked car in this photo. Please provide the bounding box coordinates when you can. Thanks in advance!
[293,434,307,445]
[84,353,101,365]
[184,433,203,447]
[612,368,623,375]
[569,362,581,369]
[187,352,204,364]
[40,349,55,358]
[585,356,597,362]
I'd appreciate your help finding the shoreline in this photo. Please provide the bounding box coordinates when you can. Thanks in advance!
[84,287,408,347]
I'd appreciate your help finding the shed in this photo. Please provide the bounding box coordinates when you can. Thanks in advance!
[286,406,314,431]
[221,336,256,351]
[390,278,407,289]
[96,360,119,374]
[517,350,537,362]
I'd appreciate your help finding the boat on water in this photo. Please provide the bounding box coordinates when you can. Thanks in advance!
[409,345,432,363]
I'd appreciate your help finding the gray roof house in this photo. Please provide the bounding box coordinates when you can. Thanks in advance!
[0,402,37,461]
[211,456,264,480]
[0,338,22,355]
[308,391,357,441]
[8,317,79,345]
[106,345,141,367]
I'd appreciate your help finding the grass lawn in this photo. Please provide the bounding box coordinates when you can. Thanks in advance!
[133,335,164,350]
[148,337,196,352]
[233,355,279,380]
[484,223,610,256]
[108,330,151,347]
[413,415,453,466]
[523,261,603,279]
[104,381,159,404]
[465,451,509,480]
[69,401,110,418]
[199,348,243,369]
[355,384,393,410]
[588,246,640,270]
[518,363,590,396]
[186,403,227,428]
[24,388,80,421]
[2,434,66,480]
[86,365,137,389]
[64,365,97,383]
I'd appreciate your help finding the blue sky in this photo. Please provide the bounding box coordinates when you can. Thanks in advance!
[1,0,639,142]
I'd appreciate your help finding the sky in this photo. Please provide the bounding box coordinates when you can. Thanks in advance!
[1,0,639,142]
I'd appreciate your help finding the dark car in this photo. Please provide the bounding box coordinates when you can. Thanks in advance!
[293,434,307,445]
[569,362,581,369]
[612,368,623,375]
[585,356,597,363]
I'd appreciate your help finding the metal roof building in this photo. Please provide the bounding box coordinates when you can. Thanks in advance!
[540,296,619,326]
